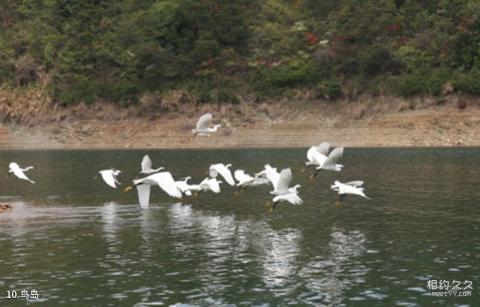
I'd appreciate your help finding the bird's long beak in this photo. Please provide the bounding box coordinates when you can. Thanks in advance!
[124,186,133,192]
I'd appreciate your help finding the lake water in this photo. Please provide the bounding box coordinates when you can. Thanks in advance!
[0,148,478,306]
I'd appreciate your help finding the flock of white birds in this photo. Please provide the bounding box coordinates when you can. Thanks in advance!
[7,113,369,211]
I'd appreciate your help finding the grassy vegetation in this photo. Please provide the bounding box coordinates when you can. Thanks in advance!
[1,0,480,106]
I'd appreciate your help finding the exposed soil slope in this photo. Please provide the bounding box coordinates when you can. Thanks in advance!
[1,95,478,149]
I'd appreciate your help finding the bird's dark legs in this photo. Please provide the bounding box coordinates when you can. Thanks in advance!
[264,200,274,213]
[124,183,139,192]
[335,194,345,207]
[272,201,278,211]
[234,186,247,197]
[309,169,321,181]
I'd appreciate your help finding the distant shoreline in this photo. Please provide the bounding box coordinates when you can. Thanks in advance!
[1,97,478,150]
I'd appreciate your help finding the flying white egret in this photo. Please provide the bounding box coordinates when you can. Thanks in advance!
[199,177,223,194]
[8,162,35,184]
[233,169,269,196]
[305,142,331,167]
[255,164,280,191]
[140,155,164,174]
[209,163,235,186]
[263,167,303,211]
[331,180,369,204]
[270,168,297,195]
[192,113,221,136]
[309,146,345,179]
[271,188,304,210]
[124,172,182,209]
[98,168,121,188]
[235,170,269,188]
[174,176,202,196]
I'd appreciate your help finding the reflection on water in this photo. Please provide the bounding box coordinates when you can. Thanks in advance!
[102,202,118,239]
[261,228,301,292]
[0,148,479,305]
[299,229,368,304]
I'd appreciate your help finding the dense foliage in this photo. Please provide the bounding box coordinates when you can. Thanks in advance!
[1,0,480,105]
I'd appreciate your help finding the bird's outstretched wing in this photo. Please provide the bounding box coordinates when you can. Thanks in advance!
[149,172,182,198]
[100,170,118,188]
[234,170,252,185]
[311,150,328,166]
[346,180,364,187]
[263,164,280,190]
[141,155,152,172]
[273,192,303,206]
[286,192,304,205]
[316,142,331,156]
[136,184,151,209]
[200,178,221,193]
[323,147,344,167]
[344,184,369,199]
[196,113,213,130]
[209,179,221,193]
[306,146,316,163]
[275,168,292,193]
[209,164,235,186]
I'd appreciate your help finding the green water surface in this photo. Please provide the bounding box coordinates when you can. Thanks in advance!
[0,148,478,306]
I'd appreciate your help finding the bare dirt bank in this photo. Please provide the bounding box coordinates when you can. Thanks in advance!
[0,93,479,149]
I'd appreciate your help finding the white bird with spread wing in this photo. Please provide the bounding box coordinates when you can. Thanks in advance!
[235,170,269,188]
[305,142,331,167]
[209,163,235,186]
[192,113,221,136]
[175,176,202,196]
[140,155,164,174]
[267,168,303,210]
[307,144,345,179]
[98,168,121,188]
[255,164,280,191]
[199,177,223,194]
[124,172,182,209]
[9,162,35,184]
[331,180,369,204]
[233,169,269,196]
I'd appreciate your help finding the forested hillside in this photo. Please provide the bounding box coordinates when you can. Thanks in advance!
[1,0,480,107]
